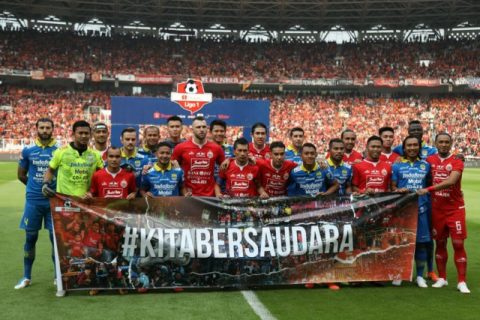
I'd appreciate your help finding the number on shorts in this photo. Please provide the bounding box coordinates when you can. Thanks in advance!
[455,221,462,232]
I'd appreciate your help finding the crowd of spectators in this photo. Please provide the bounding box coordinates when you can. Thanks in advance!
[1,86,478,156]
[1,30,480,79]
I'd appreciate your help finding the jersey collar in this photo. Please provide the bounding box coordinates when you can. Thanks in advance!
[300,162,319,173]
[400,157,420,164]
[154,162,172,172]
[121,147,138,159]
[286,145,300,154]
[327,157,344,168]
[35,138,56,148]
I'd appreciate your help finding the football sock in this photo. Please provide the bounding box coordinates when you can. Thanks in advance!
[435,239,448,280]
[24,231,39,279]
[452,238,467,283]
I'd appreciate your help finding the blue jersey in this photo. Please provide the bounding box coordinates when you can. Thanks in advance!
[214,143,232,188]
[141,163,184,196]
[393,142,437,160]
[327,159,352,196]
[138,145,158,164]
[121,148,150,187]
[222,143,234,158]
[19,139,58,203]
[288,163,334,196]
[392,158,431,242]
[285,145,302,165]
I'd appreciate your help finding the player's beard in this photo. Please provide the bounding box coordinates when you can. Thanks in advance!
[38,132,52,142]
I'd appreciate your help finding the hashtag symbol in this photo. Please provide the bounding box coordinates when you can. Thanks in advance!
[122,227,138,257]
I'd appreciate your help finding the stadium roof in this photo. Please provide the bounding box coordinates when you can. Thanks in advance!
[1,0,480,31]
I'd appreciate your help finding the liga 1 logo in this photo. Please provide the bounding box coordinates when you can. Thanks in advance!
[171,79,212,114]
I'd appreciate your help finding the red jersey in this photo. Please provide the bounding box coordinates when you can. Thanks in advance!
[90,168,136,199]
[379,152,400,165]
[257,159,297,196]
[427,154,465,210]
[220,160,259,197]
[352,159,391,193]
[172,140,226,196]
[249,143,271,160]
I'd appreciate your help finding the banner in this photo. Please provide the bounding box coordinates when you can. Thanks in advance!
[51,193,418,292]
[31,70,45,80]
[373,78,399,88]
[135,74,173,84]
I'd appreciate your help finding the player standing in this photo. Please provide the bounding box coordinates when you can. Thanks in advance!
[91,122,109,161]
[172,116,225,196]
[288,143,339,197]
[257,141,297,197]
[417,132,470,293]
[352,136,391,194]
[248,122,271,160]
[138,125,160,163]
[326,139,352,195]
[88,147,137,199]
[285,127,304,164]
[327,129,363,165]
[164,116,186,148]
[141,142,186,197]
[119,127,150,189]
[379,126,400,165]
[391,136,431,288]
[393,120,437,159]
[215,138,261,198]
[15,118,58,289]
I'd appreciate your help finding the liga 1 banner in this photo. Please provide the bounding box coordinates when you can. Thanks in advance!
[50,193,418,293]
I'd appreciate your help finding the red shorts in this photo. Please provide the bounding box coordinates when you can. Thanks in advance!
[431,207,467,240]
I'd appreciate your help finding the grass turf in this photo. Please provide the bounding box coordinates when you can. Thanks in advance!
[0,161,478,320]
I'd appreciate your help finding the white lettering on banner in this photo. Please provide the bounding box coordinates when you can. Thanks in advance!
[122,225,354,258]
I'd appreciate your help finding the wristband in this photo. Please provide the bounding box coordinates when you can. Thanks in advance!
[427,186,435,192]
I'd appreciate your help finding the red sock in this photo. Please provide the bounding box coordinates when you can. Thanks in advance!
[452,239,467,283]
[435,239,448,279]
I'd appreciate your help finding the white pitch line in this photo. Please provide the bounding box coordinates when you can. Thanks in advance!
[241,290,277,320]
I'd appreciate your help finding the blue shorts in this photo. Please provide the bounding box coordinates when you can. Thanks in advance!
[20,201,52,232]
[416,204,431,243]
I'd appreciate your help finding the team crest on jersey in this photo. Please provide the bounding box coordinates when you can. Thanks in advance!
[170,79,212,114]
[171,173,177,180]
[120,179,128,188]
[135,160,141,166]
[381,169,388,176]
[342,169,347,175]
[446,164,452,171]
[87,154,94,162]
[422,150,428,156]
[247,173,253,180]
[283,173,289,180]
[420,164,426,170]
[265,153,271,159]
[207,151,213,159]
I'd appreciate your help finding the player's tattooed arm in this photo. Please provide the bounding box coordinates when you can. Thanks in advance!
[17,165,28,185]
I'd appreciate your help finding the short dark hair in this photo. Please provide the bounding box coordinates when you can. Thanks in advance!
[301,142,316,152]
[270,141,285,150]
[435,132,452,142]
[121,127,137,137]
[192,116,206,123]
[233,137,249,150]
[167,115,182,124]
[36,117,54,128]
[72,120,90,133]
[144,125,159,134]
[328,138,344,150]
[408,120,422,127]
[341,129,355,139]
[289,127,304,137]
[157,141,173,150]
[367,135,383,145]
[402,135,421,154]
[210,119,227,131]
[378,126,394,136]
[106,146,121,155]
[251,122,267,134]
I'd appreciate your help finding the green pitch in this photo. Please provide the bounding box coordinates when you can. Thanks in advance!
[1,161,478,320]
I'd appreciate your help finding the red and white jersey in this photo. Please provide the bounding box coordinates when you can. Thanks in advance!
[220,160,259,197]
[90,168,136,199]
[257,159,297,196]
[379,152,400,165]
[172,140,226,196]
[427,154,465,210]
[248,143,271,160]
[352,159,391,193]
[326,149,363,165]
[93,146,109,161]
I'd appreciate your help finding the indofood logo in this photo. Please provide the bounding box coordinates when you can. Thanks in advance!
[171,79,212,114]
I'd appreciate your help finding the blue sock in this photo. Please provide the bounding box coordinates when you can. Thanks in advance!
[24,231,39,279]
[415,242,427,278]
[426,240,434,272]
